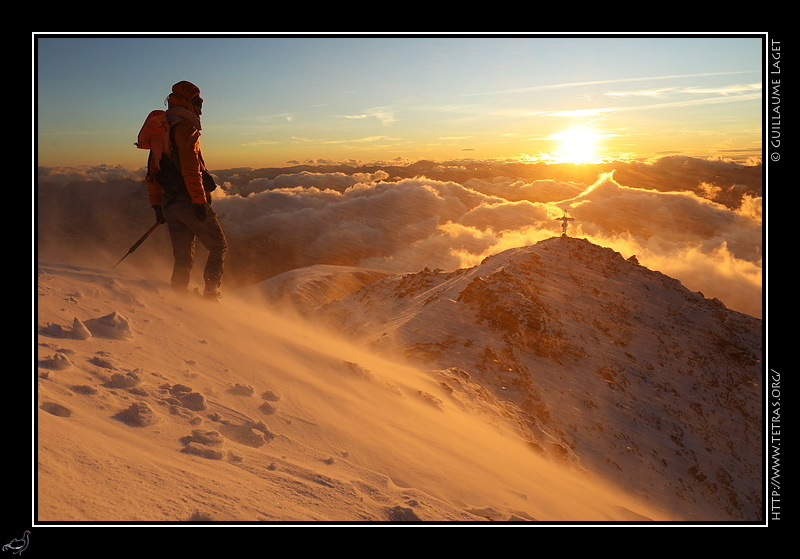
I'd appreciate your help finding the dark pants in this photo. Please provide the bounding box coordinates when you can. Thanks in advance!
[164,201,228,295]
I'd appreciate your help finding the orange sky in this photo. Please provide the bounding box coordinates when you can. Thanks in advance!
[36,34,764,169]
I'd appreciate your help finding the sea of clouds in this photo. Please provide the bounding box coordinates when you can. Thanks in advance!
[36,156,763,318]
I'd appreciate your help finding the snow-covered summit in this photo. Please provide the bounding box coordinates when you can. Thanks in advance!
[315,236,763,521]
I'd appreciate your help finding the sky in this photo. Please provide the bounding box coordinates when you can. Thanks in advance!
[35,33,765,170]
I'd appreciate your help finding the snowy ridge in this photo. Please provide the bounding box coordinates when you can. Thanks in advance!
[316,236,763,521]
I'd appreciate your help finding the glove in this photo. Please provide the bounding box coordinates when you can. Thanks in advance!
[194,203,208,222]
[152,205,166,224]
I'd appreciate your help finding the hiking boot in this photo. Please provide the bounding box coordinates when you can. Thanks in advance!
[203,288,222,302]
[171,285,191,297]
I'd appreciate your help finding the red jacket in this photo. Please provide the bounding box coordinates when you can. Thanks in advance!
[147,81,208,206]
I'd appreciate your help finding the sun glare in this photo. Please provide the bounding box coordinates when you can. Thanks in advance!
[551,127,602,164]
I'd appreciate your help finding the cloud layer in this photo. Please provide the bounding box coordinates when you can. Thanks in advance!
[36,157,763,318]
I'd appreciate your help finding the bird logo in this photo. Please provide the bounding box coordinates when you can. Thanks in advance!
[2,531,29,555]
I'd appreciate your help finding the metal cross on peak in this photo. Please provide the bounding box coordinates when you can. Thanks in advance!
[556,213,575,237]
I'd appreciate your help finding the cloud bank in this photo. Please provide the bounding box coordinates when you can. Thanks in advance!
[36,156,763,318]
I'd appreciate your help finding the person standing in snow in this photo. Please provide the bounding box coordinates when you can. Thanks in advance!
[146,80,227,300]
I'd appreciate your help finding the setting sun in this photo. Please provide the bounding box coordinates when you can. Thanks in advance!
[551,127,603,164]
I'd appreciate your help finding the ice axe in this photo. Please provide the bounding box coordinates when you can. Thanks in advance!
[113,222,162,268]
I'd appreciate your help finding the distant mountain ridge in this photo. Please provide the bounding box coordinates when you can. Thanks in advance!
[301,236,763,521]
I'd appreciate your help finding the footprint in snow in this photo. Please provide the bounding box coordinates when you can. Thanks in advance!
[179,430,226,460]
[83,312,133,340]
[163,383,207,411]
[218,421,275,448]
[115,401,160,427]
[40,312,132,340]
[39,317,92,340]
[105,371,144,389]
[228,383,254,396]
[38,352,73,370]
[41,402,72,418]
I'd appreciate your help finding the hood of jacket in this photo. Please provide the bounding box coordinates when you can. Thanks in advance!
[166,80,202,129]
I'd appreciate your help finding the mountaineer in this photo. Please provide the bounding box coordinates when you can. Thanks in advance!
[144,80,227,300]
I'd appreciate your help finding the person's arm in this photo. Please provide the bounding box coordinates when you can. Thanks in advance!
[172,121,207,205]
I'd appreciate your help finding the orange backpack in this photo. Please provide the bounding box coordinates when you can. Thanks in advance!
[135,109,218,201]
[135,110,171,170]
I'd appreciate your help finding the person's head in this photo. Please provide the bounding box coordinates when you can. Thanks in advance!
[167,80,203,116]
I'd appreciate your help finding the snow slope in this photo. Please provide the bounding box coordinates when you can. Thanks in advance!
[36,258,679,524]
[317,236,763,521]
[240,264,392,315]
